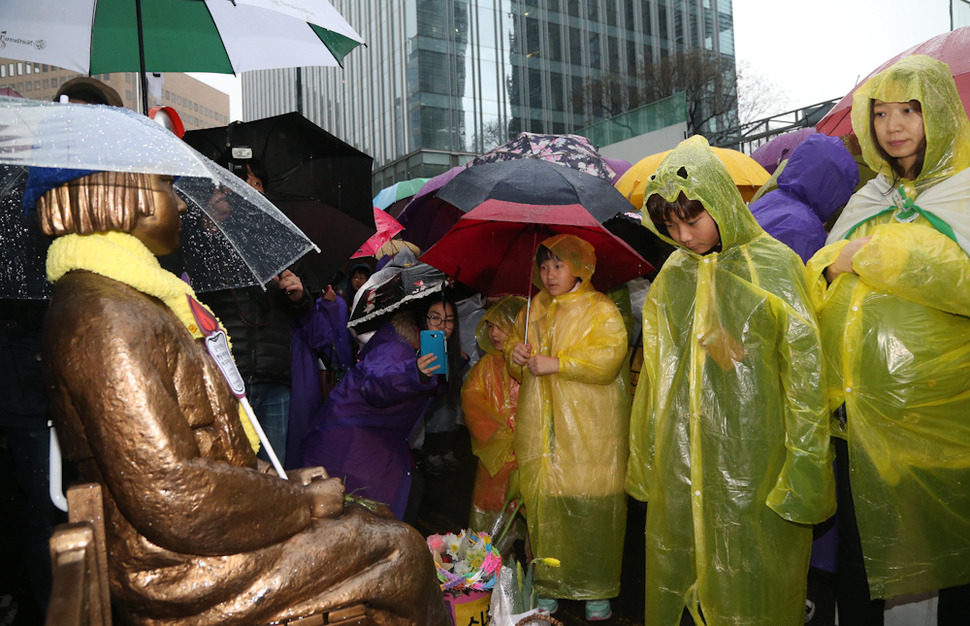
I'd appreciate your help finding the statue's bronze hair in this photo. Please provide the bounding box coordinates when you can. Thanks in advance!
[37,171,158,236]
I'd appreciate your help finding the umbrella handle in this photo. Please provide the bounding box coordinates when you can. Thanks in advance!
[240,398,288,480]
[524,229,536,342]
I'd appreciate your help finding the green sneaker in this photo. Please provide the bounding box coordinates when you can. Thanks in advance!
[537,597,559,614]
[586,599,612,621]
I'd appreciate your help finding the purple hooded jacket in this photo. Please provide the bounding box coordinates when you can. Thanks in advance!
[302,312,439,518]
[749,134,860,263]
[286,295,354,469]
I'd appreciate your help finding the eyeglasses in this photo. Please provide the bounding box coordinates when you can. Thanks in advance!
[426,314,456,328]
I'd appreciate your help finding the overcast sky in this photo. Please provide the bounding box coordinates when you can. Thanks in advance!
[733,0,952,113]
[196,0,955,123]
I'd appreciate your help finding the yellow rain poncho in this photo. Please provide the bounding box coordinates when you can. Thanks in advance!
[628,136,835,625]
[462,295,526,533]
[806,55,970,598]
[504,234,629,600]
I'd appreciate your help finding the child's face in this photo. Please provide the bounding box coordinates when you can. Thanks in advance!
[662,209,720,255]
[350,270,369,291]
[539,258,580,296]
[872,99,925,177]
[486,321,508,351]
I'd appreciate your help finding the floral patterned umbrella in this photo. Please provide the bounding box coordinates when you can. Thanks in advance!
[470,132,617,181]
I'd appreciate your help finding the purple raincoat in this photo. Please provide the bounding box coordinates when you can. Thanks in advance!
[302,314,439,518]
[286,296,354,469]
[749,135,859,262]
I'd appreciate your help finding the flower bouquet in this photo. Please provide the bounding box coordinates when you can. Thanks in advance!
[427,530,503,626]
[427,530,503,594]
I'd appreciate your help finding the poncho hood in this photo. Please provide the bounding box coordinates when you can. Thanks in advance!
[531,233,597,293]
[475,295,526,355]
[640,135,764,254]
[776,134,859,222]
[852,54,970,190]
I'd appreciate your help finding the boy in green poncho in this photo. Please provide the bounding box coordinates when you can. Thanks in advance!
[627,136,835,625]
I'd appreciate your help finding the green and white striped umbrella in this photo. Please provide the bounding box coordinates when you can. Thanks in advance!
[0,0,363,78]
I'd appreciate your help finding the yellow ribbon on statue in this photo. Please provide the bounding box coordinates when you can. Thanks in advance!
[46,231,261,452]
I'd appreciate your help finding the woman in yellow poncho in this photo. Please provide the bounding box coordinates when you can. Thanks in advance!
[462,295,526,534]
[505,234,628,621]
[806,55,970,622]
[628,135,835,625]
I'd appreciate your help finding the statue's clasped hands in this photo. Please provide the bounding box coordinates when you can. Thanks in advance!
[290,467,346,519]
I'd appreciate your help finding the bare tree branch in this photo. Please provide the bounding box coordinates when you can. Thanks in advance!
[574,49,741,145]
[736,60,790,126]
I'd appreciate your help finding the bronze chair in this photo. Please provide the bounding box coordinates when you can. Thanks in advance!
[47,483,370,626]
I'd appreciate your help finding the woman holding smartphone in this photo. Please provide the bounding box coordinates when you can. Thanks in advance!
[302,296,460,519]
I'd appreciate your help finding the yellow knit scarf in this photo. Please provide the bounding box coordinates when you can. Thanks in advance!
[46,231,261,452]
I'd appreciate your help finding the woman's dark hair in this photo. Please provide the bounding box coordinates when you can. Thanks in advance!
[645,191,706,228]
[869,98,926,182]
[416,292,464,396]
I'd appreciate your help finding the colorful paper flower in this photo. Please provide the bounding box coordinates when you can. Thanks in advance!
[426,529,502,595]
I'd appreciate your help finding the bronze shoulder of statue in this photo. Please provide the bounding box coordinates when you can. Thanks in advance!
[36,170,450,625]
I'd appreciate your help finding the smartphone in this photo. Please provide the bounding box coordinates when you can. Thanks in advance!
[420,330,448,380]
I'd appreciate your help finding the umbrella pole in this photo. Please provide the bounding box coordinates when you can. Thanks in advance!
[135,0,149,115]
[241,398,288,479]
[524,229,536,345]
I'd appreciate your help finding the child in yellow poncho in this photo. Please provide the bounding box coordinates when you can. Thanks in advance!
[507,234,628,622]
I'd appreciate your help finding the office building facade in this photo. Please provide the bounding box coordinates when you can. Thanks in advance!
[241,0,735,187]
[0,58,230,131]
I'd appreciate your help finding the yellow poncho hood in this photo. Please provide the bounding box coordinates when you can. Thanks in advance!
[641,135,765,254]
[530,233,596,293]
[829,55,970,254]
[475,295,526,355]
[851,54,970,189]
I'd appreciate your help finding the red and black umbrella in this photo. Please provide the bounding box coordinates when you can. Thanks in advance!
[420,199,654,297]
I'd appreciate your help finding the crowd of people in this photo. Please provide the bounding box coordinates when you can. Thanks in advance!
[3,53,970,626]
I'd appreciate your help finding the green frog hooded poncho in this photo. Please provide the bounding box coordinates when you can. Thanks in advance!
[504,234,629,601]
[806,55,970,598]
[627,135,835,625]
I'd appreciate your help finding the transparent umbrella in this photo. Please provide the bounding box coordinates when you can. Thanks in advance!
[0,96,317,299]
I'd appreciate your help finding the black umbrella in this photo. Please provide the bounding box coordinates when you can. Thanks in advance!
[603,212,676,278]
[437,159,630,221]
[398,159,632,252]
[184,112,375,285]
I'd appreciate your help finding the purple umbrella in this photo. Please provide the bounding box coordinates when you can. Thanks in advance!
[395,166,465,252]
[604,156,632,183]
[751,127,818,174]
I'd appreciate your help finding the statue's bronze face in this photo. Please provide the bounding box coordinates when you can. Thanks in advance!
[129,174,186,255]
